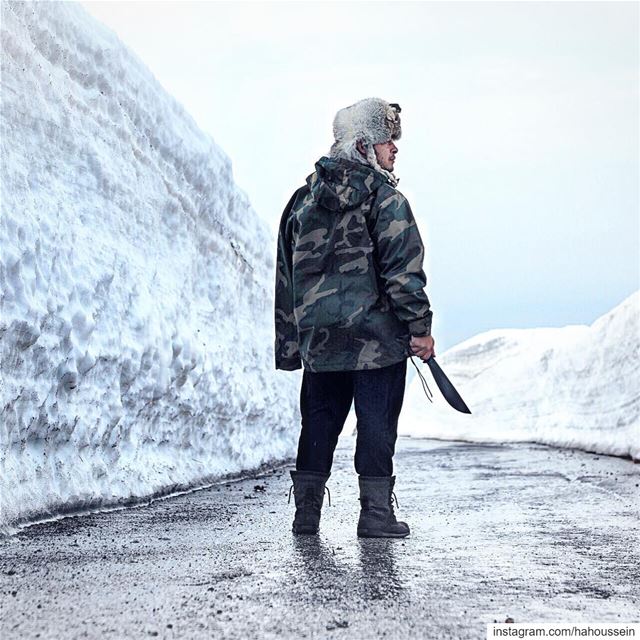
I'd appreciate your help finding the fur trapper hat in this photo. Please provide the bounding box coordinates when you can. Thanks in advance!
[332,98,402,147]
[329,98,402,186]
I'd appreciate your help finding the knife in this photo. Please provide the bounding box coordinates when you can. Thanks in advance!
[425,356,472,414]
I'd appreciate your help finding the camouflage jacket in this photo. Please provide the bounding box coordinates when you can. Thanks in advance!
[275,156,433,372]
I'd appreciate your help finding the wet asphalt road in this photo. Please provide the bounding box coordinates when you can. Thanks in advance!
[1,437,639,639]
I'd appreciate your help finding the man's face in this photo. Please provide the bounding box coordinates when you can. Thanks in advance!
[374,140,398,171]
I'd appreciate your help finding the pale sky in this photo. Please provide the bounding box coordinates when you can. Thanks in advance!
[81,0,639,350]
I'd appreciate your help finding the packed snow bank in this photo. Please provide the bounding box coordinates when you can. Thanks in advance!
[0,1,299,535]
[401,292,640,461]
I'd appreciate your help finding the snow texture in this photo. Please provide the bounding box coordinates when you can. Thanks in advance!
[0,1,299,535]
[401,291,640,461]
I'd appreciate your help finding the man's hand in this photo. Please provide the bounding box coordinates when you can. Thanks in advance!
[410,335,435,362]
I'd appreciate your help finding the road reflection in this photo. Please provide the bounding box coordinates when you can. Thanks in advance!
[356,538,404,600]
[290,535,405,601]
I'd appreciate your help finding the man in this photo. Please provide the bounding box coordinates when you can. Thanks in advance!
[275,97,435,538]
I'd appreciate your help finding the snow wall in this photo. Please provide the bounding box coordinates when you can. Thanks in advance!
[0,1,299,535]
[401,292,640,461]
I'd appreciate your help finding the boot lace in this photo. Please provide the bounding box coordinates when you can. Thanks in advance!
[288,484,331,506]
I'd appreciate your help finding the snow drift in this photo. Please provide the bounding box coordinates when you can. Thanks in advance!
[0,1,299,535]
[401,291,640,461]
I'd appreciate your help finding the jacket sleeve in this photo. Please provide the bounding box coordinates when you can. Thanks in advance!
[274,190,303,370]
[370,189,433,337]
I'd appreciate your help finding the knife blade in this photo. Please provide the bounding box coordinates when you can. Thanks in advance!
[425,356,471,414]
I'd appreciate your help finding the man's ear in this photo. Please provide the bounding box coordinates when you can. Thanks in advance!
[356,140,367,157]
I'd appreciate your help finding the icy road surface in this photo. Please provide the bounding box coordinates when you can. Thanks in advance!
[1,437,638,639]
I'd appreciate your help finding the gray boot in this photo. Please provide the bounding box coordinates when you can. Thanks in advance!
[357,475,410,538]
[288,470,331,534]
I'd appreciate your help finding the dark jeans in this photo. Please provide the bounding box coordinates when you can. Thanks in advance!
[296,359,407,477]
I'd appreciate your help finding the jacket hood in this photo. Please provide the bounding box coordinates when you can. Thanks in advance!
[306,156,386,212]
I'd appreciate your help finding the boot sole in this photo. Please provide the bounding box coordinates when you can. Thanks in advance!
[292,527,319,535]
[357,529,410,538]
